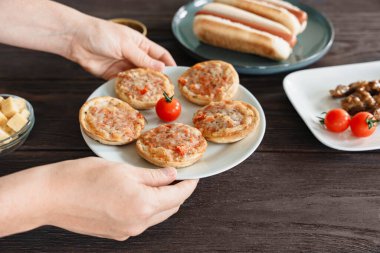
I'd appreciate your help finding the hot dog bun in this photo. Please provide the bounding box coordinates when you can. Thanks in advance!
[197,3,296,47]
[193,14,292,61]
[258,0,308,32]
[215,0,302,35]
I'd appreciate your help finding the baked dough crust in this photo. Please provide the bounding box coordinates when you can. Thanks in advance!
[193,100,260,143]
[79,96,145,145]
[178,60,239,106]
[197,3,295,47]
[215,0,301,35]
[193,15,291,61]
[115,68,174,110]
[136,123,207,168]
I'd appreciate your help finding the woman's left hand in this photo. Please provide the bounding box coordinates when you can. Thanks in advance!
[68,17,176,79]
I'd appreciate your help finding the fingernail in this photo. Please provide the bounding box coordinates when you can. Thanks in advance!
[153,61,165,71]
[162,167,177,178]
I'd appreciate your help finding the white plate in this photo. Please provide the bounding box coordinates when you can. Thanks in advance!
[81,66,266,179]
[283,61,380,151]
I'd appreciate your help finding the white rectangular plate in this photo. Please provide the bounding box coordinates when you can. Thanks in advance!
[283,61,380,151]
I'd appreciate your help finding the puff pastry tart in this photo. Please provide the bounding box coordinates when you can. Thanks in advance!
[79,96,145,145]
[115,68,174,110]
[178,60,239,105]
[193,100,260,143]
[136,123,207,168]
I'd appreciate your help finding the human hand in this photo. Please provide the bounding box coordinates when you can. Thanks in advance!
[42,157,197,241]
[0,0,175,79]
[68,17,176,79]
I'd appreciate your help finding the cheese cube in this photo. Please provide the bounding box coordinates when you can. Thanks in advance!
[0,96,4,107]
[0,111,7,125]
[2,125,15,135]
[7,113,28,132]
[20,108,30,119]
[1,97,18,118]
[0,128,10,142]
[14,98,26,111]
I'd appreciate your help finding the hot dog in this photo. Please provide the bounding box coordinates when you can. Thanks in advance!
[215,0,305,35]
[193,14,292,61]
[196,3,297,47]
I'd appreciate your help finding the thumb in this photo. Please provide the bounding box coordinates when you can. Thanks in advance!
[139,167,177,187]
[124,46,165,71]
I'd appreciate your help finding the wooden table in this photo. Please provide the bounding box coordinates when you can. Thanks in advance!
[1,0,380,252]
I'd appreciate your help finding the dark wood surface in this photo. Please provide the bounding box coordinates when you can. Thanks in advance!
[1,0,380,252]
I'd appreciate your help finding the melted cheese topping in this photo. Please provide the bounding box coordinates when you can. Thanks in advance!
[117,69,167,102]
[139,123,206,161]
[85,98,144,142]
[193,101,255,135]
[178,61,235,99]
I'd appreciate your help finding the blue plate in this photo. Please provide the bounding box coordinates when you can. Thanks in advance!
[172,0,334,75]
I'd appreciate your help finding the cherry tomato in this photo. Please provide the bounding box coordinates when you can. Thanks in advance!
[155,92,181,122]
[322,108,351,133]
[350,112,378,137]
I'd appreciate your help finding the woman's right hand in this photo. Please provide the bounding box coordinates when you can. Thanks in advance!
[0,157,198,240]
[45,157,198,241]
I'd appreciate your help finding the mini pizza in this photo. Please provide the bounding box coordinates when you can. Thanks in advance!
[79,96,145,145]
[115,68,174,110]
[193,100,260,143]
[136,123,207,168]
[178,60,239,105]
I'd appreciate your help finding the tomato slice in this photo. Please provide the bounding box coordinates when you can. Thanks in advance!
[139,86,148,95]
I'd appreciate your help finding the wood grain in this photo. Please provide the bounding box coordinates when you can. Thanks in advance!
[0,79,335,152]
[1,152,380,252]
[1,0,380,252]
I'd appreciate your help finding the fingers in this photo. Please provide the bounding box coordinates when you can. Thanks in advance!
[138,167,177,187]
[145,40,176,67]
[153,179,199,211]
[123,45,165,71]
[147,206,180,228]
[156,50,176,67]
[101,60,135,80]
[122,33,176,71]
